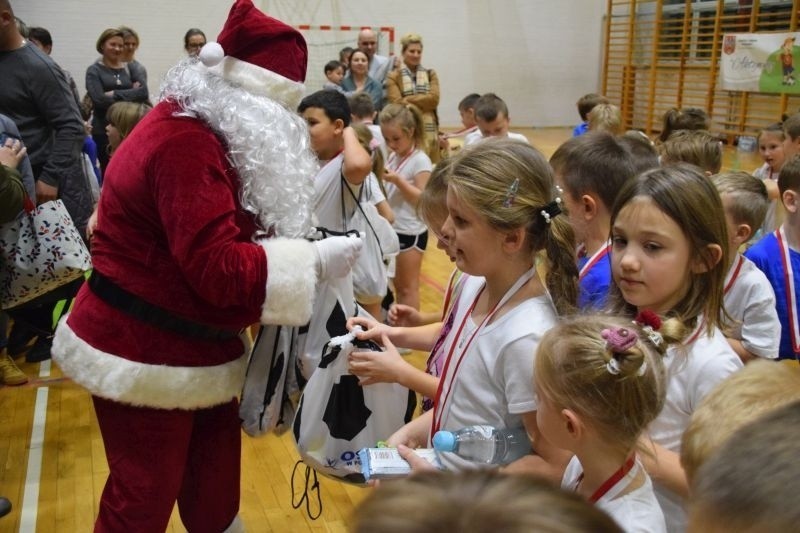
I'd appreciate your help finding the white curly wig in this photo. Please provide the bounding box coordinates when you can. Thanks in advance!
[159,58,319,238]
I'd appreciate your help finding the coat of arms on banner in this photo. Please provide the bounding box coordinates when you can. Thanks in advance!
[723,35,736,55]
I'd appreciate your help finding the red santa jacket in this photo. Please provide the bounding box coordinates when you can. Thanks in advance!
[52,101,318,410]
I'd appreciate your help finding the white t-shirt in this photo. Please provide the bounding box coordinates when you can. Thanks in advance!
[434,275,558,470]
[313,153,360,232]
[462,131,529,147]
[647,325,743,533]
[363,173,386,206]
[723,254,780,359]
[753,162,779,235]
[463,129,483,147]
[561,457,666,533]
[384,149,432,235]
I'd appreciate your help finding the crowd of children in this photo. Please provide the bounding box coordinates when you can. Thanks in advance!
[9,3,799,530]
[311,85,800,533]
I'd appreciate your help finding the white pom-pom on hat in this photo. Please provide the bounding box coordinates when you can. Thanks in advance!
[198,41,225,67]
[196,1,308,108]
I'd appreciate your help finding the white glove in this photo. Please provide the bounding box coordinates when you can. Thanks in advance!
[313,235,363,279]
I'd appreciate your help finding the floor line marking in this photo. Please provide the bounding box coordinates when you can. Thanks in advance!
[420,271,446,295]
[20,360,51,533]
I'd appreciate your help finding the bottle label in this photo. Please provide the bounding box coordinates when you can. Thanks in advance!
[474,425,494,439]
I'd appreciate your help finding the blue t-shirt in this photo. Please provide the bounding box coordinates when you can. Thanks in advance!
[573,122,589,137]
[578,251,611,310]
[83,136,101,184]
[745,232,800,360]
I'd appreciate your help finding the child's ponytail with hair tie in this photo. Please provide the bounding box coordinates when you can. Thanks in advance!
[601,326,647,377]
[538,197,562,225]
[632,309,688,354]
[536,182,577,316]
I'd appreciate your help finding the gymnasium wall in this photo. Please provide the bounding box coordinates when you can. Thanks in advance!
[13,0,606,128]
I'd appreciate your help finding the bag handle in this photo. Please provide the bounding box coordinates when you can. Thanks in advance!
[313,226,360,240]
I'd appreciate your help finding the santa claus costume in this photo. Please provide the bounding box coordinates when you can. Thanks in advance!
[51,2,361,531]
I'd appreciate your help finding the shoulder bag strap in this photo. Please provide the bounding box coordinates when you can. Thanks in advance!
[341,175,384,258]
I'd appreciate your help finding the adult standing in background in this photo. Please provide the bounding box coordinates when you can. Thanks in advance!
[341,49,382,111]
[0,0,94,364]
[0,0,92,231]
[357,28,393,89]
[184,27,206,56]
[119,26,148,89]
[86,27,149,175]
[385,33,441,163]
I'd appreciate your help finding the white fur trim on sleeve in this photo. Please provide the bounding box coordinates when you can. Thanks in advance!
[207,56,306,109]
[259,237,318,325]
[52,319,249,410]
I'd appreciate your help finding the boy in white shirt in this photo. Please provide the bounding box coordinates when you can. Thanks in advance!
[298,90,372,230]
[712,171,780,361]
[440,93,480,152]
[463,93,529,146]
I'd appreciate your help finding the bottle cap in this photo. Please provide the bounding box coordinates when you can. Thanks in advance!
[432,430,456,452]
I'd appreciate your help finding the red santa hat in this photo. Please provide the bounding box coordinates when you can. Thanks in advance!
[198,0,308,108]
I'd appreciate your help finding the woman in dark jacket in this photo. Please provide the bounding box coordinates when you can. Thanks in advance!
[86,28,149,175]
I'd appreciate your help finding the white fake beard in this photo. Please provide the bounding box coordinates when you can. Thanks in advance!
[159,58,318,238]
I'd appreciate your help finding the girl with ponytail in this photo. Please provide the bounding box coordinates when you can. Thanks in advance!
[607,163,743,531]
[356,138,578,476]
[534,314,668,532]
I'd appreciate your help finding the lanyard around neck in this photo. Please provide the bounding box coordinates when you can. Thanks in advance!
[579,241,611,281]
[431,267,537,436]
[723,254,745,295]
[387,148,417,175]
[575,455,636,503]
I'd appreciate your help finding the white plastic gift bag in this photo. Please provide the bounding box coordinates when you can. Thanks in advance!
[292,324,417,484]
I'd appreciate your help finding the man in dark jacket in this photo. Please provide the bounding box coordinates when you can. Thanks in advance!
[0,0,94,362]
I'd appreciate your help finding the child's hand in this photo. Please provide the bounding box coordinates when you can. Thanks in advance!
[86,207,99,240]
[387,423,426,450]
[397,444,439,474]
[349,334,408,386]
[383,168,401,185]
[0,137,26,170]
[347,316,391,341]
[388,303,422,327]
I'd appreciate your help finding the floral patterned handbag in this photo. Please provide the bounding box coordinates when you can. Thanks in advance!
[0,197,92,309]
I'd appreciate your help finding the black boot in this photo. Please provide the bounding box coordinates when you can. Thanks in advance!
[25,335,53,363]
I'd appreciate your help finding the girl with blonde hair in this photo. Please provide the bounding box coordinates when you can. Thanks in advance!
[352,138,578,476]
[534,314,668,532]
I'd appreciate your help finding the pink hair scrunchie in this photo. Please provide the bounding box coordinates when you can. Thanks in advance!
[601,327,638,353]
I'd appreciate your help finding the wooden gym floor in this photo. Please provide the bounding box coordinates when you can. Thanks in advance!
[0,127,762,532]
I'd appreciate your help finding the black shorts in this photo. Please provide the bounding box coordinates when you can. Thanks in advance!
[397,231,429,252]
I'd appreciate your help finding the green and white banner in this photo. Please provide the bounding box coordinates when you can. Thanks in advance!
[720,32,800,93]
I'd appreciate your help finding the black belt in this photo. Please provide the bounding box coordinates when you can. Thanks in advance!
[88,270,242,341]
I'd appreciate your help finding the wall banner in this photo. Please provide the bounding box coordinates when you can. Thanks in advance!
[720,32,800,93]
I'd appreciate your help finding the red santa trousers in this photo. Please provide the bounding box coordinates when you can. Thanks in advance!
[92,396,240,532]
